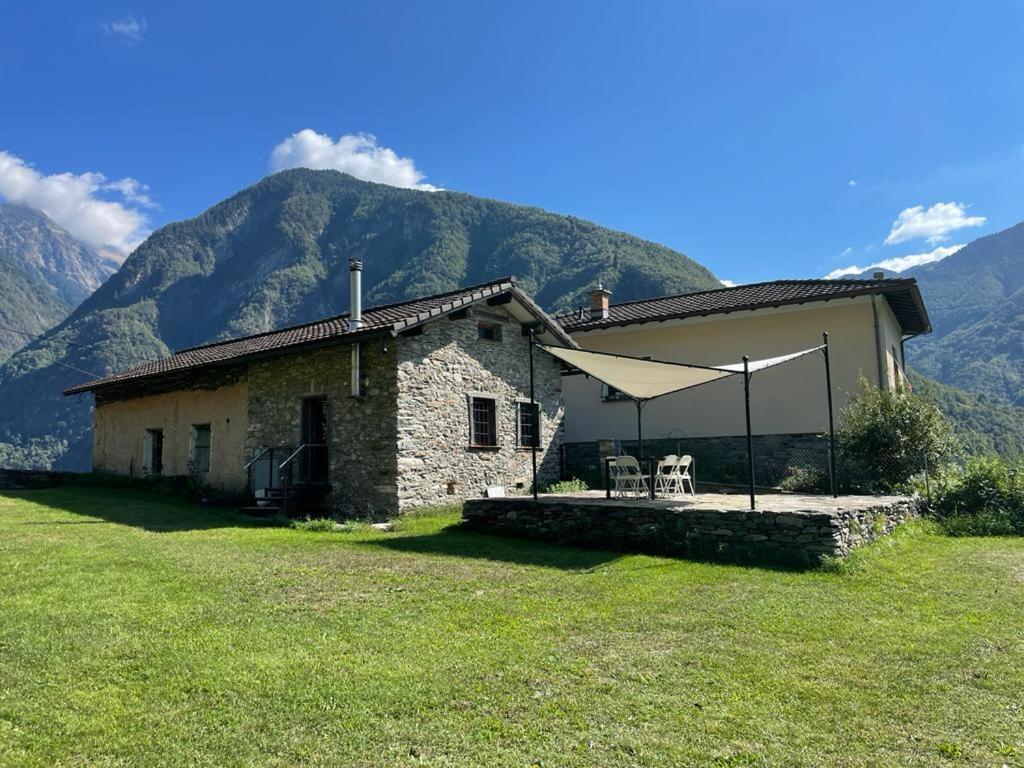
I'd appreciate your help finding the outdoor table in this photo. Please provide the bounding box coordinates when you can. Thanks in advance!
[604,455,659,500]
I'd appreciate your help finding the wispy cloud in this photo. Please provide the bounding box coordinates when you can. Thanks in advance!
[269,129,439,191]
[102,16,147,44]
[848,179,858,188]
[0,150,152,259]
[884,202,985,245]
[825,244,964,279]
[719,279,737,287]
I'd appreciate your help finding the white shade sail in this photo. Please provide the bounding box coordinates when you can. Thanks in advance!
[539,344,825,402]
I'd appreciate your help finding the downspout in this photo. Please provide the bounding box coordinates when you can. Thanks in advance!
[870,294,886,391]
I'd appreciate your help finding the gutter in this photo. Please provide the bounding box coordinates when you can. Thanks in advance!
[870,294,886,390]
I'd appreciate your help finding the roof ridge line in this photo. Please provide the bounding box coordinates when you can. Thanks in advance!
[600,277,912,311]
[175,275,517,354]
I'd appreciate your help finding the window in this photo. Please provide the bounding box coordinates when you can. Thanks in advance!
[601,383,630,402]
[144,429,164,475]
[189,424,211,473]
[517,401,540,448]
[469,396,498,447]
[477,321,502,342]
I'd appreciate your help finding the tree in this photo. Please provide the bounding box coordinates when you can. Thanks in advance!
[837,379,959,493]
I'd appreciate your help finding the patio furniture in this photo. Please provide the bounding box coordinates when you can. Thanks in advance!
[654,454,696,497]
[677,454,696,496]
[610,455,650,498]
[654,454,679,495]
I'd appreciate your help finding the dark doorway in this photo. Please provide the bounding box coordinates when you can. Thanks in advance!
[146,428,164,475]
[300,396,329,484]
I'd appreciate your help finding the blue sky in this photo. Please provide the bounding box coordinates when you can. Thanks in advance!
[2,1,1023,284]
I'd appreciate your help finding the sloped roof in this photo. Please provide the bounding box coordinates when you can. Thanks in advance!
[65,277,574,395]
[556,277,931,336]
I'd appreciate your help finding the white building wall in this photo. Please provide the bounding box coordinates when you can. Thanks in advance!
[563,297,890,443]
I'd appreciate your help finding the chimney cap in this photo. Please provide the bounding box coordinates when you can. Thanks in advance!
[349,258,363,271]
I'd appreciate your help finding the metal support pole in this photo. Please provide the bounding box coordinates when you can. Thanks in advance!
[823,332,838,498]
[529,329,538,501]
[636,399,643,460]
[743,356,755,511]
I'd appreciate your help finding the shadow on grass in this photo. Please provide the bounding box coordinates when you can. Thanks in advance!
[1,486,282,533]
[372,520,819,573]
[367,522,622,571]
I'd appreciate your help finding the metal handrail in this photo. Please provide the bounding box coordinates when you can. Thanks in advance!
[243,445,273,471]
[278,443,327,470]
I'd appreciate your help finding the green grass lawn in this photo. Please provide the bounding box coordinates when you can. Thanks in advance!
[0,487,1022,767]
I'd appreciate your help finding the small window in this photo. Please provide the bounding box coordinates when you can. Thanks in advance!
[517,401,540,448]
[190,424,212,473]
[145,429,164,475]
[469,396,498,447]
[601,383,630,402]
[477,321,502,342]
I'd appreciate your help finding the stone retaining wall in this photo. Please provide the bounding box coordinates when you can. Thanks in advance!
[562,434,829,489]
[462,495,919,565]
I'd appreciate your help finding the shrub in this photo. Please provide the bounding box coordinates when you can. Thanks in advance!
[541,477,589,494]
[778,465,830,493]
[836,379,959,493]
[928,455,1024,536]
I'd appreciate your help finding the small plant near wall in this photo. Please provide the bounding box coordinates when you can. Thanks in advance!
[541,477,590,494]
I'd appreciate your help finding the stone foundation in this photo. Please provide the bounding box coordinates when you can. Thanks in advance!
[462,495,919,566]
[562,434,830,489]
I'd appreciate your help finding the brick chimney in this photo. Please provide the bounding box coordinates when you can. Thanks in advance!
[588,284,612,320]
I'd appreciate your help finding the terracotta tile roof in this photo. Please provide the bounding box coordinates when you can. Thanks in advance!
[65,277,574,395]
[557,278,931,336]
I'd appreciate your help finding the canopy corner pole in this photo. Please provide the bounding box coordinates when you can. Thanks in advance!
[529,328,538,501]
[743,355,755,511]
[635,398,646,460]
[822,331,838,498]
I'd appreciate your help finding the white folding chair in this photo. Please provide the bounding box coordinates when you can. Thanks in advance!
[655,454,680,496]
[611,455,649,498]
[677,455,695,496]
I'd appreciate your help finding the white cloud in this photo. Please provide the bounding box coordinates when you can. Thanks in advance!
[848,179,858,187]
[0,151,152,259]
[102,16,146,43]
[824,244,964,279]
[884,202,985,245]
[719,279,737,287]
[269,129,439,191]
[839,246,854,258]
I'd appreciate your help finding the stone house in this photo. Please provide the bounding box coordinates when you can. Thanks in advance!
[557,276,931,485]
[65,267,574,517]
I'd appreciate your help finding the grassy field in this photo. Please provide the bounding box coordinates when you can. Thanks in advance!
[0,487,1022,767]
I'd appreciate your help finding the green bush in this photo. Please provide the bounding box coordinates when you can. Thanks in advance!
[836,379,959,493]
[777,465,830,493]
[541,477,589,494]
[928,455,1024,536]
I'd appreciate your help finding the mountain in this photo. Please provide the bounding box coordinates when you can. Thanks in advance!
[0,205,117,305]
[904,220,1024,403]
[0,254,69,363]
[909,370,1024,456]
[0,205,117,360]
[0,169,721,471]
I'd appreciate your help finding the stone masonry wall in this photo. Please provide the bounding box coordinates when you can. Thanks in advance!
[462,496,919,565]
[563,433,830,488]
[395,307,564,510]
[246,342,400,517]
